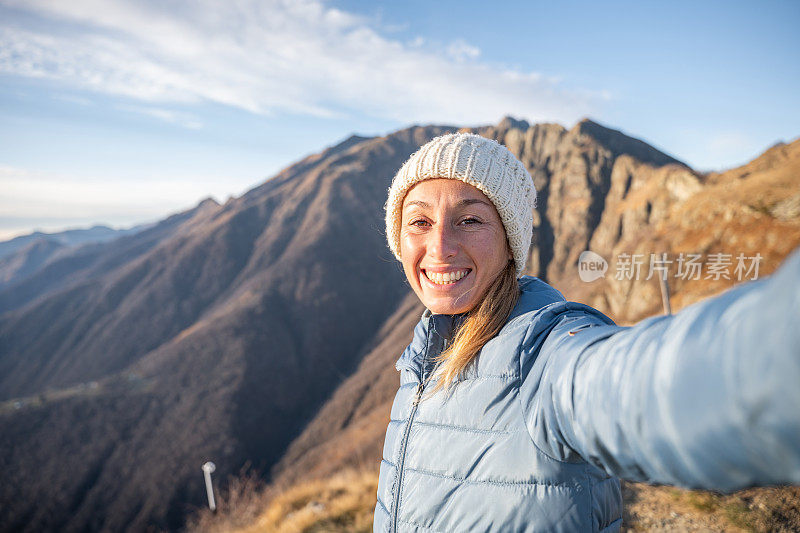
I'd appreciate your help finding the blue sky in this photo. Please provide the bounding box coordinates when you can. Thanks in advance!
[1,0,798,240]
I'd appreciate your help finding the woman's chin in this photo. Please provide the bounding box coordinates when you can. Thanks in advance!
[422,294,476,315]
[429,303,469,315]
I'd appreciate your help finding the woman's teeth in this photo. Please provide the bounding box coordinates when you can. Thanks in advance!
[424,269,469,285]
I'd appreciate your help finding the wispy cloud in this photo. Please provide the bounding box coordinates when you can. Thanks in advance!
[117,105,203,129]
[0,0,607,125]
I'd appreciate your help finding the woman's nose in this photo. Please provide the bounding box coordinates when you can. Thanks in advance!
[428,223,459,260]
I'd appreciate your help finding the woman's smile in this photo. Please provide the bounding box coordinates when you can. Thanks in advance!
[421,268,471,286]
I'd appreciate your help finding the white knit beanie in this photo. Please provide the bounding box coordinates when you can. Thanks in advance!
[385,132,536,278]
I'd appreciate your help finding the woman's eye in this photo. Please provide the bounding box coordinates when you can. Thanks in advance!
[409,219,429,227]
[460,217,481,225]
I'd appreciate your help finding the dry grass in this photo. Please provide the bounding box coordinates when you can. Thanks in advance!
[190,468,378,533]
[187,467,270,533]
[621,483,800,532]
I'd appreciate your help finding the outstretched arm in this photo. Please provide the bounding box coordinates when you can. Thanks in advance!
[520,246,800,491]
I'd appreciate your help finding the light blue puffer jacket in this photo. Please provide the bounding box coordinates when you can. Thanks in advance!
[374,247,800,532]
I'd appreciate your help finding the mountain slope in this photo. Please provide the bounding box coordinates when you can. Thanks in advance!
[0,126,453,532]
[0,199,219,314]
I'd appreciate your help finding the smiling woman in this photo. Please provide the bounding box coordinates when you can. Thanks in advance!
[373,133,800,532]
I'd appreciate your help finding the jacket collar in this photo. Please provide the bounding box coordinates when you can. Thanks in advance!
[394,310,465,378]
[420,308,467,342]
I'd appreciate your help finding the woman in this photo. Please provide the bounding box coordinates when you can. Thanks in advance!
[374,132,800,532]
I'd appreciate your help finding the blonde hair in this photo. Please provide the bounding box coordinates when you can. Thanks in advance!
[427,259,520,397]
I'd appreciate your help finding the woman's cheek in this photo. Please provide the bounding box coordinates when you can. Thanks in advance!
[400,232,422,255]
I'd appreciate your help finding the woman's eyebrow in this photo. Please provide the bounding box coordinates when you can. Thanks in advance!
[404,200,431,209]
[403,198,492,209]
[456,198,492,208]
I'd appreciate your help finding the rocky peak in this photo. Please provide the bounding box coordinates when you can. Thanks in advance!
[496,115,531,132]
[570,118,684,167]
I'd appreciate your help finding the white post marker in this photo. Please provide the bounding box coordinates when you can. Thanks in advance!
[202,461,217,512]
[659,276,672,315]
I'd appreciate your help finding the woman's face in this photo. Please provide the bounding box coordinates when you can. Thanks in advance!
[400,178,512,315]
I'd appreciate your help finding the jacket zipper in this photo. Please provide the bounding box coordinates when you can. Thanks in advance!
[390,332,446,532]
[390,380,424,532]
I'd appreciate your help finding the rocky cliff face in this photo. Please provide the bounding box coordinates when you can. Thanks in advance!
[578,133,800,323]
[483,118,687,287]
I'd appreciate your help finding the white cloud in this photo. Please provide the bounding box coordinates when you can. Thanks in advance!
[0,0,606,125]
[447,40,481,62]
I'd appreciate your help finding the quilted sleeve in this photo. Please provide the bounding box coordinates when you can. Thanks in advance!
[519,246,800,492]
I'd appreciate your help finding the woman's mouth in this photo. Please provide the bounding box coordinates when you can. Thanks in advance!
[421,268,471,286]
